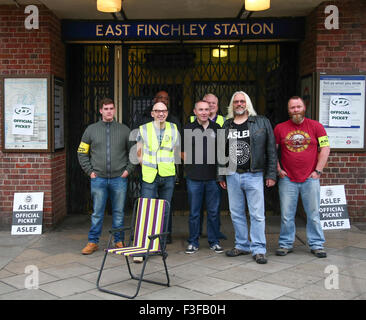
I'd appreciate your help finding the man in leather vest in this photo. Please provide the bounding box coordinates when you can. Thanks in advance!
[218,91,277,264]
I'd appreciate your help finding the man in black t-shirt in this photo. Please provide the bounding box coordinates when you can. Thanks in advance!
[182,101,223,254]
[218,91,277,264]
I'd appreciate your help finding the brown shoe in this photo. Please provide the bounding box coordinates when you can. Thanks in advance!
[81,242,99,255]
[115,242,123,249]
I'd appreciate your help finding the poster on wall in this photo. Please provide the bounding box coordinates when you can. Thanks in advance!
[316,73,366,151]
[11,104,35,135]
[2,76,52,152]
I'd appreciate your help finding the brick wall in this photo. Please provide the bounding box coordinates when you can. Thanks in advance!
[300,0,366,222]
[0,5,66,228]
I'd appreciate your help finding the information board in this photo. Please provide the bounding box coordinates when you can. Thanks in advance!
[316,73,366,151]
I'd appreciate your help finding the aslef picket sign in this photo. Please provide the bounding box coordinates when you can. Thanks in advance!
[11,192,44,235]
[319,185,350,230]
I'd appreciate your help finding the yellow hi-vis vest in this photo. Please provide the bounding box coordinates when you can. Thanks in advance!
[190,114,225,127]
[139,121,178,183]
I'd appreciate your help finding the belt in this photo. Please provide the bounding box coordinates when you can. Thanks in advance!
[236,168,251,173]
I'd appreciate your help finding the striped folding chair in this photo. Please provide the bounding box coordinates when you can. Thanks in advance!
[96,197,170,299]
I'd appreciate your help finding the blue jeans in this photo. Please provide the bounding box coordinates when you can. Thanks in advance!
[226,172,266,255]
[89,176,128,244]
[186,178,221,247]
[278,176,325,250]
[141,175,175,234]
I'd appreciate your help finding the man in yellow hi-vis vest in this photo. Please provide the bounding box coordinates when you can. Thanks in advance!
[137,102,179,245]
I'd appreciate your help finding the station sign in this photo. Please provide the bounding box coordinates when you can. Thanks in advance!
[62,18,305,42]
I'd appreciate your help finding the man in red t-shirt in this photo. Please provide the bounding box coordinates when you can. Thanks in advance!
[274,96,330,258]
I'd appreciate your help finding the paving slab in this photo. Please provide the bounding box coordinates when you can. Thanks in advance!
[0,281,18,295]
[179,276,239,295]
[41,262,97,279]
[39,277,96,298]
[1,271,58,289]
[0,288,57,300]
[331,246,366,260]
[229,280,295,300]
[257,270,322,289]
[339,261,366,280]
[286,283,360,300]
[136,286,211,300]
[209,265,268,284]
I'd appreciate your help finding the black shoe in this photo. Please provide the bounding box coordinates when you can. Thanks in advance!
[311,249,327,258]
[210,244,224,254]
[225,248,250,257]
[185,244,199,254]
[253,254,267,264]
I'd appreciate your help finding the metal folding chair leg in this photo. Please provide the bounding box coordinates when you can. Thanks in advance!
[97,251,170,299]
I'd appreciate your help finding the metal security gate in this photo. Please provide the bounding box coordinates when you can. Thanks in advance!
[124,43,298,213]
[66,45,114,214]
[66,42,298,214]
[125,43,286,127]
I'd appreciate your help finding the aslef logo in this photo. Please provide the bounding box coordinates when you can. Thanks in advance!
[324,5,339,30]
[24,5,39,30]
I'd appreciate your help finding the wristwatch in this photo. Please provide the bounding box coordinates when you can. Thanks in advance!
[315,169,322,176]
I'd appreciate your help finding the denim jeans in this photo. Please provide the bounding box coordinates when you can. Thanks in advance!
[226,172,266,255]
[278,176,325,250]
[141,175,175,234]
[89,176,128,244]
[186,178,221,247]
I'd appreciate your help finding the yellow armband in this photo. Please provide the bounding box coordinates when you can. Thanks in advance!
[77,142,90,154]
[318,136,330,147]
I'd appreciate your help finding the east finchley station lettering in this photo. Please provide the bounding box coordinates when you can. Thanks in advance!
[95,22,274,38]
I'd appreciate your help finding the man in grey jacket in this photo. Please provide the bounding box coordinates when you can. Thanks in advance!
[218,91,277,264]
[78,98,135,255]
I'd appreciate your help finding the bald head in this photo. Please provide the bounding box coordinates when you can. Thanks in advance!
[203,93,219,118]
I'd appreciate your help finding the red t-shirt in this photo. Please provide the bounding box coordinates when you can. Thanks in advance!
[274,118,328,183]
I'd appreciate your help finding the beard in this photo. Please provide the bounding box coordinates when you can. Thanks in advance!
[290,111,305,124]
[234,107,247,116]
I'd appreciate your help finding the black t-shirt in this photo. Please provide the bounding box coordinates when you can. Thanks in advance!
[182,119,220,181]
[227,121,251,172]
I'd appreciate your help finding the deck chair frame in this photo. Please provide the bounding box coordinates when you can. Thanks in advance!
[96,197,170,299]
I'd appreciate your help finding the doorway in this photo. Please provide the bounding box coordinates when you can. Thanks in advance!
[66,42,298,214]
